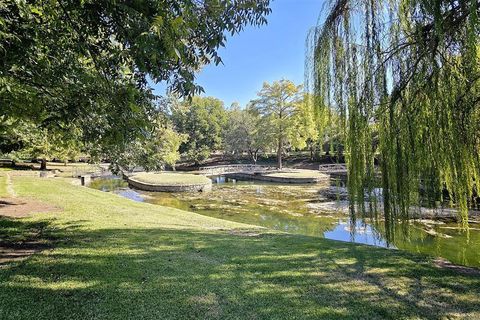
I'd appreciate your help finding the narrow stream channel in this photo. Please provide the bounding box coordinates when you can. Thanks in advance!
[90,176,480,268]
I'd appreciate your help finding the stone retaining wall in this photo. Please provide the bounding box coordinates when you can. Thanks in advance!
[127,177,212,192]
[7,170,55,178]
[198,164,275,176]
[80,175,92,186]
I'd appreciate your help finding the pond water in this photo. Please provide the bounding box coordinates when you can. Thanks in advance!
[90,176,480,268]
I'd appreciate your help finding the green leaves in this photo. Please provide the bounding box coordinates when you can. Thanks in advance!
[1,0,271,162]
[308,0,480,226]
[223,106,271,162]
[171,96,227,165]
[249,80,305,168]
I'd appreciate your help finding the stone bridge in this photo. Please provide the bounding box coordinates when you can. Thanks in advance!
[318,164,348,174]
[198,164,275,176]
[199,164,350,176]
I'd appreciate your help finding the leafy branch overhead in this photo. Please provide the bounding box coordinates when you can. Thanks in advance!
[0,0,271,160]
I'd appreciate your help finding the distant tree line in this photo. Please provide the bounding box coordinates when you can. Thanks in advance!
[167,79,340,169]
[1,77,340,171]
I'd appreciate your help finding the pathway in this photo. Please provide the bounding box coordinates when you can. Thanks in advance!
[5,173,17,198]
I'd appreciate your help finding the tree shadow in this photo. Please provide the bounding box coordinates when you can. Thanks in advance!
[0,225,479,319]
[0,217,82,267]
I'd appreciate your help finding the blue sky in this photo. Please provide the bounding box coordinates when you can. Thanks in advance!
[154,0,325,108]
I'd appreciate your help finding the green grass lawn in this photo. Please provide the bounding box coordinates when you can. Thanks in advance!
[130,172,211,185]
[0,176,479,319]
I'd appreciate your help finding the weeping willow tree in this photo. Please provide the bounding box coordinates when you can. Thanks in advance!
[306,0,480,229]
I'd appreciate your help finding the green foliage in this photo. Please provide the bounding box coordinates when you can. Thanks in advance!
[113,113,187,172]
[292,94,319,152]
[307,0,480,226]
[223,105,273,163]
[172,96,227,164]
[2,120,83,167]
[0,0,271,163]
[250,80,304,168]
[317,107,344,157]
[152,127,188,169]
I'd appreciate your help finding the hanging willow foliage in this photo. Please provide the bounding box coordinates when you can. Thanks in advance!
[306,0,480,228]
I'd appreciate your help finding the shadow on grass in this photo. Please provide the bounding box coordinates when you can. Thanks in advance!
[0,217,84,266]
[0,223,479,319]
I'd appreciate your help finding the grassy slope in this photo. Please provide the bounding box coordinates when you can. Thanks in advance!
[0,177,479,320]
[131,172,210,185]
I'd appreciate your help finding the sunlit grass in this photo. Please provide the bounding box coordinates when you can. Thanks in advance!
[0,176,479,319]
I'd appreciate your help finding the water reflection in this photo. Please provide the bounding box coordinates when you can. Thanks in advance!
[116,189,144,202]
[325,219,394,248]
[89,176,127,192]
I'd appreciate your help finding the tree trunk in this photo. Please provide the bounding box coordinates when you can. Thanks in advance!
[40,158,47,170]
[277,139,283,170]
[249,150,258,165]
[253,150,259,165]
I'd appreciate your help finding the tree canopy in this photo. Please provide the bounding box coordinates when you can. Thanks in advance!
[171,96,227,165]
[223,104,273,163]
[1,0,271,163]
[307,0,480,226]
[250,80,304,169]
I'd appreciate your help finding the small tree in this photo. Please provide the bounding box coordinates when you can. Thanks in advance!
[7,122,83,170]
[114,114,187,172]
[223,106,248,158]
[250,80,303,169]
[292,94,319,160]
[172,96,227,165]
[223,106,273,164]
